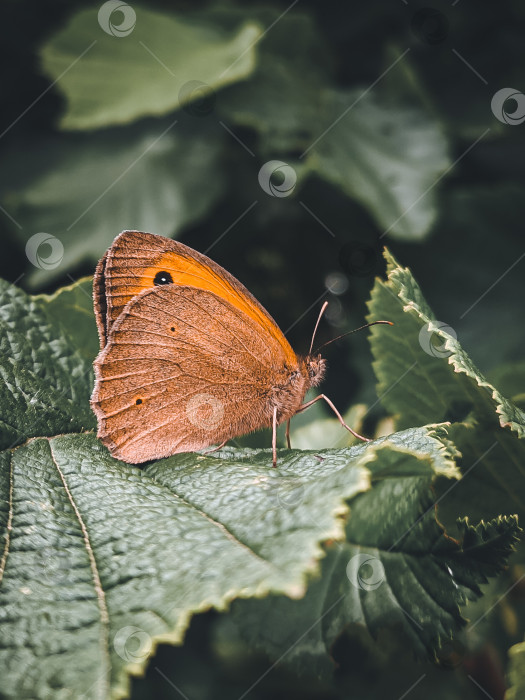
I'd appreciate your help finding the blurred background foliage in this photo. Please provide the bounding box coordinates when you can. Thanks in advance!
[1,0,525,698]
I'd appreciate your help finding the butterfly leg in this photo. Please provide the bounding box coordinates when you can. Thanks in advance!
[203,440,228,456]
[285,419,291,449]
[297,394,371,442]
[272,406,278,467]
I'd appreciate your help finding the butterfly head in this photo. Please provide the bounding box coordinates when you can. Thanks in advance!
[304,354,326,388]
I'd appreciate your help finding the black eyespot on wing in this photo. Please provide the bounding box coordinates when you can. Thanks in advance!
[154,271,173,285]
[135,398,143,405]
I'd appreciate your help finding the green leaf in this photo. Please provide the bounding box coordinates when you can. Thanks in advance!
[37,276,99,363]
[40,6,262,130]
[508,639,525,700]
[487,360,525,411]
[0,436,370,700]
[8,121,226,288]
[219,30,450,240]
[451,516,522,581]
[404,185,525,373]
[229,434,519,677]
[289,403,368,450]
[307,87,450,240]
[367,249,525,436]
[0,271,521,698]
[218,10,329,154]
[366,249,525,523]
[0,278,96,449]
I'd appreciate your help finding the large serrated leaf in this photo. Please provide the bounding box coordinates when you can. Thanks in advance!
[39,6,262,130]
[367,248,525,436]
[366,249,525,522]
[228,435,519,677]
[0,436,370,700]
[0,274,521,698]
[0,278,96,449]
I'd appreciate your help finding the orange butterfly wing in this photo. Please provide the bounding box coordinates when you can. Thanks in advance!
[94,230,296,367]
[91,284,304,463]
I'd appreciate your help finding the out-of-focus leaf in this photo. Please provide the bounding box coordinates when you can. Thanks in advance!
[289,404,367,450]
[218,10,329,154]
[508,639,525,700]
[7,120,225,287]
[394,185,525,373]
[40,6,262,130]
[220,27,450,240]
[307,87,450,241]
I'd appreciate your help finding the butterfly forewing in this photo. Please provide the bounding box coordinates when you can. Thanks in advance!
[92,285,298,463]
[98,231,297,365]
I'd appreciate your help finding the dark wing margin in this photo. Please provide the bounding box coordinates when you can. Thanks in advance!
[93,248,109,350]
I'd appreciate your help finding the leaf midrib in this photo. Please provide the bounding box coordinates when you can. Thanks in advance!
[0,453,14,586]
[49,440,110,700]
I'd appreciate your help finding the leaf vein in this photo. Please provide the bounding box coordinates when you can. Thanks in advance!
[0,452,14,585]
[49,441,111,699]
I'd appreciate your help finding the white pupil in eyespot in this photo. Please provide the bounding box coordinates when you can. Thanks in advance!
[154,271,173,285]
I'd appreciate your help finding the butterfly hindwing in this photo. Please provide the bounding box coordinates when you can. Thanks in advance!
[91,284,300,462]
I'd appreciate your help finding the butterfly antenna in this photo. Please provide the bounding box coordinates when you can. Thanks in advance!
[313,320,393,355]
[309,302,329,355]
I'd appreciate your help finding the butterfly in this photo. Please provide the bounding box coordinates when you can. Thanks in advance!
[91,231,389,466]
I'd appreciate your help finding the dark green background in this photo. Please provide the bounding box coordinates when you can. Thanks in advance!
[1,1,524,698]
